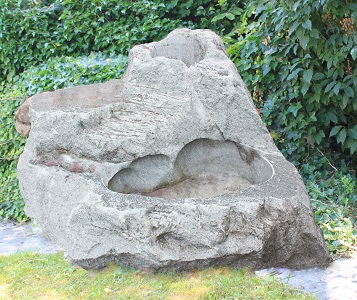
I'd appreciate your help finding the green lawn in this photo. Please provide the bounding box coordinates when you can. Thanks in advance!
[0,252,316,300]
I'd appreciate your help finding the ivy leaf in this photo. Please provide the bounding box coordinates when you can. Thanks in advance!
[303,69,313,83]
[262,64,271,76]
[287,102,303,117]
[314,130,325,144]
[329,125,342,137]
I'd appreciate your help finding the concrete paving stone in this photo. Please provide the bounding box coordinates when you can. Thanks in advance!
[256,252,357,300]
[0,220,60,255]
[325,289,356,300]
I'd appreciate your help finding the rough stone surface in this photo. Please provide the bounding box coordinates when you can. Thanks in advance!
[2,220,355,300]
[14,97,31,137]
[16,28,331,271]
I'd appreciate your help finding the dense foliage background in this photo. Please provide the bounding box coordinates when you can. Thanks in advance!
[0,0,356,256]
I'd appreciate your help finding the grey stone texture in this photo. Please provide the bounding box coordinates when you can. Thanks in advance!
[16,28,331,271]
[2,220,355,300]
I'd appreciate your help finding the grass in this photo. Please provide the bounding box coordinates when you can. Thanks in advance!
[0,252,316,300]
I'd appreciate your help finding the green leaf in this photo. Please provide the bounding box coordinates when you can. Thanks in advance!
[351,47,357,60]
[211,13,226,22]
[262,64,271,76]
[341,95,349,109]
[345,3,357,10]
[348,128,357,139]
[328,112,338,124]
[314,130,325,144]
[287,68,303,80]
[333,82,341,95]
[231,8,243,15]
[327,57,333,69]
[313,84,322,94]
[352,10,357,21]
[303,69,313,83]
[287,103,303,117]
[302,19,312,31]
[299,36,309,50]
[330,126,342,137]
[289,21,300,34]
[226,13,235,20]
[313,73,325,80]
[301,82,310,96]
[337,128,347,144]
[325,82,335,93]
[350,142,357,155]
[213,12,236,21]
[344,87,354,98]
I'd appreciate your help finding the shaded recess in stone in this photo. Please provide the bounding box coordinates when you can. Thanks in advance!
[108,139,273,199]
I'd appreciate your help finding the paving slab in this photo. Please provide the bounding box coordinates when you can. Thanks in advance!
[255,252,357,300]
[0,219,60,254]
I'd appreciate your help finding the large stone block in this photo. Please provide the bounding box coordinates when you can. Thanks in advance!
[16,28,331,271]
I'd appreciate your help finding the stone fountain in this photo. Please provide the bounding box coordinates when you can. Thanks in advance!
[15,29,331,270]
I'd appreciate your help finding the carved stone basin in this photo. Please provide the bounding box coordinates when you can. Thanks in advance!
[108,139,273,199]
[16,28,331,271]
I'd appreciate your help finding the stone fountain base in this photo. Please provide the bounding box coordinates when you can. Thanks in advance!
[16,28,331,270]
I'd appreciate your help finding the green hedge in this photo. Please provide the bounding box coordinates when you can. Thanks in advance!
[0,53,127,221]
[0,0,227,85]
[0,95,26,221]
[222,0,357,161]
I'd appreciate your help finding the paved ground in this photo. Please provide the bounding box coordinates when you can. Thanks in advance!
[0,219,59,255]
[1,219,356,299]
[256,254,357,300]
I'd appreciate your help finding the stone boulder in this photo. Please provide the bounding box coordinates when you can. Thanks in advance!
[16,28,331,271]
